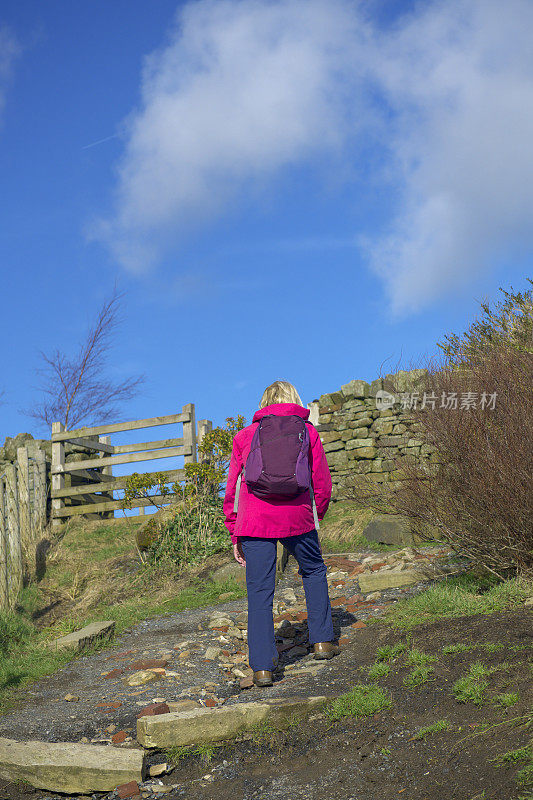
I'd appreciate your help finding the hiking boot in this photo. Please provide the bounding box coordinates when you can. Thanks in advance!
[253,670,273,687]
[313,641,341,660]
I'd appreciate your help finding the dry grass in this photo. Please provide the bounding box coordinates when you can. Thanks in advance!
[24,515,238,630]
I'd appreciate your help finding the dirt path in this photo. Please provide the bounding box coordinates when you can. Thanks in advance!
[0,546,477,800]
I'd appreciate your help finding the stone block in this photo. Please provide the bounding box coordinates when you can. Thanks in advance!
[0,738,145,794]
[346,438,374,450]
[340,380,369,399]
[352,413,373,425]
[349,447,376,459]
[323,440,345,453]
[383,369,429,394]
[368,378,383,397]
[371,419,393,435]
[380,435,408,447]
[210,561,246,585]
[358,569,425,592]
[326,450,349,466]
[362,515,413,546]
[48,621,115,652]
[137,697,333,748]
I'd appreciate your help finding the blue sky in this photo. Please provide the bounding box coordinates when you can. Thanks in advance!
[1,0,531,447]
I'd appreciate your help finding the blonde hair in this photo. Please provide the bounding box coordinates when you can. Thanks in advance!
[259,380,303,409]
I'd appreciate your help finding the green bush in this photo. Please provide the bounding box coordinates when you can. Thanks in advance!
[122,416,246,568]
[145,496,230,568]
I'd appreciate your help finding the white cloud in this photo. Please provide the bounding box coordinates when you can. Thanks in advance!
[94,0,533,313]
[364,0,533,314]
[0,27,20,120]
[92,0,362,272]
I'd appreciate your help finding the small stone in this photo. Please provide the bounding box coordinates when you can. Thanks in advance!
[103,669,124,679]
[289,645,309,656]
[123,670,158,687]
[111,730,128,744]
[178,650,190,660]
[131,659,169,670]
[366,591,382,601]
[117,781,140,799]
[105,724,117,733]
[232,667,249,678]
[208,617,232,628]
[203,698,217,707]
[218,591,237,600]
[149,763,168,777]
[524,597,533,607]
[167,699,202,712]
[351,621,366,629]
[137,702,170,718]
[239,676,254,689]
[64,693,79,702]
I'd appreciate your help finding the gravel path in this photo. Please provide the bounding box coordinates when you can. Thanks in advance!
[0,545,462,800]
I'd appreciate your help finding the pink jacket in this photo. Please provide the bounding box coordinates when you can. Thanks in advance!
[223,403,332,544]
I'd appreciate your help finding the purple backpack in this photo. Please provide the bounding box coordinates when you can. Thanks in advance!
[244,414,311,500]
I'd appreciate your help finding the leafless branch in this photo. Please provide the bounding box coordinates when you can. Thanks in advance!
[21,284,146,431]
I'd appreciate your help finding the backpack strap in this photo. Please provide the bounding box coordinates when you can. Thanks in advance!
[305,421,320,530]
[233,472,242,515]
[233,418,320,528]
[309,482,320,531]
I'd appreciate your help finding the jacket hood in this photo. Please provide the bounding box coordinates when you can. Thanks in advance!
[252,403,310,423]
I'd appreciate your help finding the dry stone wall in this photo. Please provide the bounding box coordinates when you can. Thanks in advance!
[314,369,437,498]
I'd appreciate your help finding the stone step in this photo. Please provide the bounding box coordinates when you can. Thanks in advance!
[0,737,145,794]
[48,621,116,652]
[137,696,334,748]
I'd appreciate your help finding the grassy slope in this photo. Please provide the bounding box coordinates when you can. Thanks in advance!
[0,516,247,715]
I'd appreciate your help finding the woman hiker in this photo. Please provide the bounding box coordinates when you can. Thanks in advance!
[223,380,340,688]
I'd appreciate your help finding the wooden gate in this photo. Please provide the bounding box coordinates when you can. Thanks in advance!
[50,404,212,527]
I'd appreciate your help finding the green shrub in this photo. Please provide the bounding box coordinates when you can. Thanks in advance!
[413,720,450,740]
[453,662,490,705]
[325,684,392,721]
[367,661,390,680]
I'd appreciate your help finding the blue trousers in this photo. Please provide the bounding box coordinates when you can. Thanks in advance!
[241,529,334,672]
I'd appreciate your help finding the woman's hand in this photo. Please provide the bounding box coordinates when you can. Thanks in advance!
[233,540,245,566]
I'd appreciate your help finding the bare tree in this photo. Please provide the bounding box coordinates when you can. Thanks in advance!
[23,285,145,430]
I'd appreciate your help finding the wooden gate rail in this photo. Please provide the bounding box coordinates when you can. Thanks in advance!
[51,404,212,526]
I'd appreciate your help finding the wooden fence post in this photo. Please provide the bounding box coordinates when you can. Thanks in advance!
[0,476,8,610]
[34,449,47,528]
[17,447,30,558]
[182,403,197,465]
[5,464,22,606]
[197,419,212,460]
[51,422,65,530]
[100,435,114,519]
